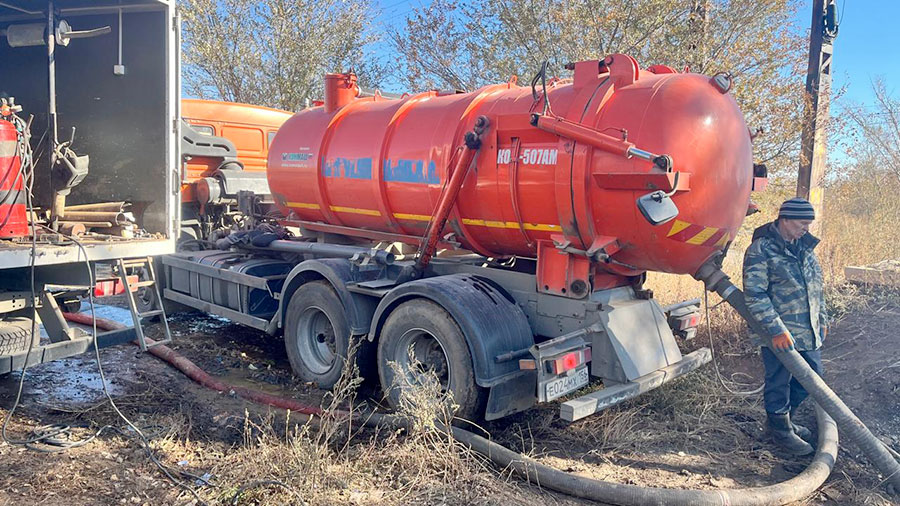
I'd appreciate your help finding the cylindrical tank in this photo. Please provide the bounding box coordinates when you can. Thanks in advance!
[268,55,753,276]
[0,118,28,239]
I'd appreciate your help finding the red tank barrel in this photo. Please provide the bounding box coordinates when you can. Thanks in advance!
[0,117,28,238]
[268,54,753,277]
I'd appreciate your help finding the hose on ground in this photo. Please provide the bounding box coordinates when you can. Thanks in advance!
[65,311,839,506]
[62,311,404,430]
[452,408,836,506]
[705,271,900,491]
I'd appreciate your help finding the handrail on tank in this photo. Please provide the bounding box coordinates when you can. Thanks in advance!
[530,112,673,172]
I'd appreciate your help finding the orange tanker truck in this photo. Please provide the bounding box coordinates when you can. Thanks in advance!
[134,99,290,315]
[179,99,292,242]
[157,55,766,422]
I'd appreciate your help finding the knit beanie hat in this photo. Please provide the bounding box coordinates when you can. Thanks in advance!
[778,197,815,220]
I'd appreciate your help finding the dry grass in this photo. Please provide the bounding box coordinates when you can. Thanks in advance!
[185,352,533,506]
[8,175,897,505]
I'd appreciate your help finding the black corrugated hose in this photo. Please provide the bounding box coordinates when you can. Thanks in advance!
[702,268,900,493]
[450,406,837,506]
[75,302,869,506]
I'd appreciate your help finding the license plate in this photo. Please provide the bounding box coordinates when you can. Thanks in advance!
[545,366,589,401]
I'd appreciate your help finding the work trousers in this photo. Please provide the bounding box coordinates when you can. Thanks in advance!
[761,347,823,415]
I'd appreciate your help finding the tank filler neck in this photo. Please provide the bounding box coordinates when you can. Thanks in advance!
[323,72,359,113]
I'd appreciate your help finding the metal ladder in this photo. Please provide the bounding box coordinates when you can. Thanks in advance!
[117,257,172,351]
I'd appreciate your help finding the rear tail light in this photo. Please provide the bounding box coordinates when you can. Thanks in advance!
[547,348,591,375]
[667,305,701,340]
[674,312,700,330]
[518,359,536,370]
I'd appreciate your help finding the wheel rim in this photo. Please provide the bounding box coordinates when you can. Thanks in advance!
[296,306,337,374]
[392,328,451,394]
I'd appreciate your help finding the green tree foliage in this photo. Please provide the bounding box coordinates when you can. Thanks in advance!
[389,0,807,174]
[181,0,381,111]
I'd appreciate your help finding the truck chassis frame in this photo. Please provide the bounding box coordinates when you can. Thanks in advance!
[161,240,709,422]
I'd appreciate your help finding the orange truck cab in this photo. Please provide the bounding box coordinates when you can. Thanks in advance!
[179,99,292,241]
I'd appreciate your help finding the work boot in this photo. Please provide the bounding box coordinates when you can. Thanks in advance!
[789,408,814,444]
[766,413,815,456]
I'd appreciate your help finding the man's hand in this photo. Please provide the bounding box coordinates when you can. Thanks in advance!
[771,332,795,351]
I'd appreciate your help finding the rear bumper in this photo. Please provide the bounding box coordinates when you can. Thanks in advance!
[559,347,712,422]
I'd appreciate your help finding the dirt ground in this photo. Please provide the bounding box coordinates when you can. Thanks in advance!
[0,295,897,506]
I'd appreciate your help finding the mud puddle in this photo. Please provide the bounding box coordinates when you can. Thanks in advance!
[10,356,124,404]
[4,303,140,406]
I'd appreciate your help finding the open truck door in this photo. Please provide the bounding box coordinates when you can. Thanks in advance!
[0,0,180,373]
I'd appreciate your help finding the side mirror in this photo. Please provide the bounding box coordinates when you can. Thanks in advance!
[636,190,679,226]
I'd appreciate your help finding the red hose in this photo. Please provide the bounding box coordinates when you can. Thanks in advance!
[62,312,325,416]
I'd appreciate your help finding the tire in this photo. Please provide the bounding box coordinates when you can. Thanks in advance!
[59,299,82,314]
[283,281,351,389]
[136,256,194,320]
[0,316,40,357]
[377,299,485,422]
[176,226,203,251]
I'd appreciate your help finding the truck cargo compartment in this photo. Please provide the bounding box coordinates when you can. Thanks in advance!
[0,1,178,267]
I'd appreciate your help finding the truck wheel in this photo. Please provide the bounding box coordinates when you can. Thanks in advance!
[178,226,201,248]
[136,257,193,320]
[0,316,40,358]
[59,298,83,313]
[377,299,485,422]
[283,281,350,389]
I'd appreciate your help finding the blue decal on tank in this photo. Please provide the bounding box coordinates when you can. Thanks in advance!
[322,157,373,179]
[383,159,440,184]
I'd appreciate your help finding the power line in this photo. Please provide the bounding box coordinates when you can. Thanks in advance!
[377,0,414,22]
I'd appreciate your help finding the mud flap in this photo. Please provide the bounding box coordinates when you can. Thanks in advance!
[591,298,683,383]
[484,371,537,421]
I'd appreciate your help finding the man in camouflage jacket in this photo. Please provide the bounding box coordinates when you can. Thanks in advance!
[742,197,828,456]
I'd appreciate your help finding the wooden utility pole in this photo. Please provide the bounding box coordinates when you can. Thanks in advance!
[797,0,838,231]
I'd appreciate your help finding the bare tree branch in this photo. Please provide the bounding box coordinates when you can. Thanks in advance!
[181,0,383,111]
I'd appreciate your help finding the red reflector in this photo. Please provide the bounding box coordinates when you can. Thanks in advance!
[93,275,139,296]
[562,352,579,370]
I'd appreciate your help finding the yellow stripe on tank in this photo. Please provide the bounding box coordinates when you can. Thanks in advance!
[666,219,691,237]
[289,205,561,232]
[686,226,719,245]
[286,202,321,210]
[461,218,561,232]
[392,212,433,221]
[329,206,382,216]
[521,223,562,232]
